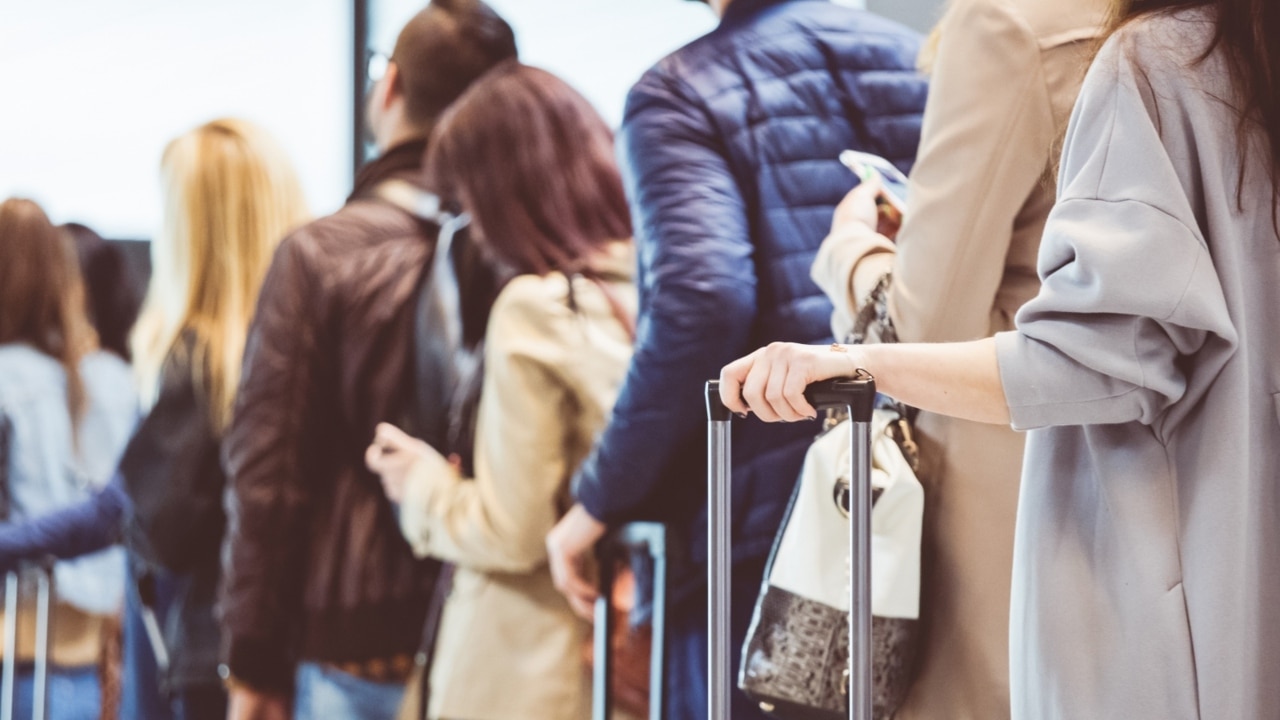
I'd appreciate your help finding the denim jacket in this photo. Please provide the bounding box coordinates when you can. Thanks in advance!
[0,344,135,613]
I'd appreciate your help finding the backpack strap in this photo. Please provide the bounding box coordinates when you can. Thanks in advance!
[370,179,447,226]
[369,180,470,453]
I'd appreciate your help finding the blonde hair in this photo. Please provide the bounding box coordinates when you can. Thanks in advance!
[132,118,308,432]
[918,24,943,75]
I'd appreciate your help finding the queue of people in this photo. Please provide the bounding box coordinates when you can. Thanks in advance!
[1,0,1277,719]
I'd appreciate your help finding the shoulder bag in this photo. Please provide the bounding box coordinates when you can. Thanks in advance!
[739,274,923,719]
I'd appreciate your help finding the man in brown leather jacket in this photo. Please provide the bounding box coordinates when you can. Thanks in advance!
[219,3,517,718]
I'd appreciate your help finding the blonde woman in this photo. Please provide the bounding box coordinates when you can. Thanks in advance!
[124,117,307,719]
[0,119,307,720]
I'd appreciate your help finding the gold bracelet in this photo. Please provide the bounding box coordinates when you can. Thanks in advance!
[828,342,860,376]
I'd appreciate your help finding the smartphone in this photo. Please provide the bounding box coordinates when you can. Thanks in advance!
[838,150,908,223]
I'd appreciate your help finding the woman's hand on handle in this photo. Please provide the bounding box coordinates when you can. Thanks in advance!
[719,342,864,422]
[721,338,1012,426]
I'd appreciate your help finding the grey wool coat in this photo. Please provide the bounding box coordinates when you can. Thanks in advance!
[994,7,1280,719]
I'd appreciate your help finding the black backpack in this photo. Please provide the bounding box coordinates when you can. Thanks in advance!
[372,180,499,477]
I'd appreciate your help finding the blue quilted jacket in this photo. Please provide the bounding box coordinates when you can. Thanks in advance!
[573,0,927,581]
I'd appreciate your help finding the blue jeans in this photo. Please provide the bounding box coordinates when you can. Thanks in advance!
[13,667,99,720]
[294,663,406,720]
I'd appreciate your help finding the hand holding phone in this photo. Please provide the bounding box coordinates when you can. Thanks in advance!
[838,150,907,229]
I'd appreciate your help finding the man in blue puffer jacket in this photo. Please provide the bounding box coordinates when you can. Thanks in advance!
[546,1,927,716]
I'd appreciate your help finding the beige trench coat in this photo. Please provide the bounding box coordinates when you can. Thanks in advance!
[394,243,636,720]
[810,0,1106,717]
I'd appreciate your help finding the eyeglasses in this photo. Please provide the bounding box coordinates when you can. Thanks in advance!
[366,49,391,85]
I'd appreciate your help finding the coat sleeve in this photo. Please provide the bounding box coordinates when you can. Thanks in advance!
[572,70,758,524]
[119,341,224,574]
[813,0,1061,343]
[995,36,1235,432]
[0,478,127,572]
[396,281,578,573]
[220,236,323,693]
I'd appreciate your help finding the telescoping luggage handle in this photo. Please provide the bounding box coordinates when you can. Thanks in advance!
[0,410,54,720]
[705,374,876,720]
[1,561,55,720]
[592,522,668,720]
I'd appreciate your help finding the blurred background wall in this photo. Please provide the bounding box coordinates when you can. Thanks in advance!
[0,0,943,246]
[868,0,947,33]
[0,0,351,240]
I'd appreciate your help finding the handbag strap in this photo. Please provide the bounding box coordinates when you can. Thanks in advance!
[846,272,919,469]
[415,562,456,719]
[849,272,898,346]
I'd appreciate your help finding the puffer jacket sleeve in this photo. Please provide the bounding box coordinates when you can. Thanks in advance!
[220,236,322,693]
[573,70,757,524]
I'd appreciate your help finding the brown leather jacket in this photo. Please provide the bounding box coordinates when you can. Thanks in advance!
[220,141,443,693]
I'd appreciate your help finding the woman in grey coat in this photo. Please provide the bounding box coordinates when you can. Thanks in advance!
[719,0,1280,717]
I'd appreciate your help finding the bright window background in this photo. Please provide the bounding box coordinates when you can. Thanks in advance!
[368,0,720,130]
[369,2,890,131]
[0,0,352,239]
[0,0,924,241]
[868,0,946,32]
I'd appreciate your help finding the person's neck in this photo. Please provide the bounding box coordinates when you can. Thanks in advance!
[378,125,429,154]
[712,0,735,17]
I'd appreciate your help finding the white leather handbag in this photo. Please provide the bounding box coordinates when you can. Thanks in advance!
[739,408,924,718]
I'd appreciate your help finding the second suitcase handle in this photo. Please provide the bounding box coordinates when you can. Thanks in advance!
[705,375,876,720]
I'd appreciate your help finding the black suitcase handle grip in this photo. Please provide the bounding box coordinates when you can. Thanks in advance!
[706,372,876,423]
[804,374,876,419]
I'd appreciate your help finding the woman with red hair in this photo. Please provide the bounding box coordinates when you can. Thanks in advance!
[366,62,634,720]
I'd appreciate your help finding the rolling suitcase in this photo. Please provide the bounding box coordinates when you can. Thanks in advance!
[592,522,668,720]
[705,375,877,720]
[1,564,54,720]
[0,411,55,720]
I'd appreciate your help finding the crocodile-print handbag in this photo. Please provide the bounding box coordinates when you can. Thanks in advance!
[739,274,923,719]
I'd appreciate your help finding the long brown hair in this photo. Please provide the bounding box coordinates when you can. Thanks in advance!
[0,198,97,423]
[1107,0,1280,217]
[424,62,632,278]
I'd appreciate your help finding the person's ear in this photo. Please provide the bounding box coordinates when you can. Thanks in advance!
[381,61,404,111]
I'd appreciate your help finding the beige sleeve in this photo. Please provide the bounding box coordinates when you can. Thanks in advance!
[398,279,575,574]
[886,0,1058,343]
[811,225,895,341]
